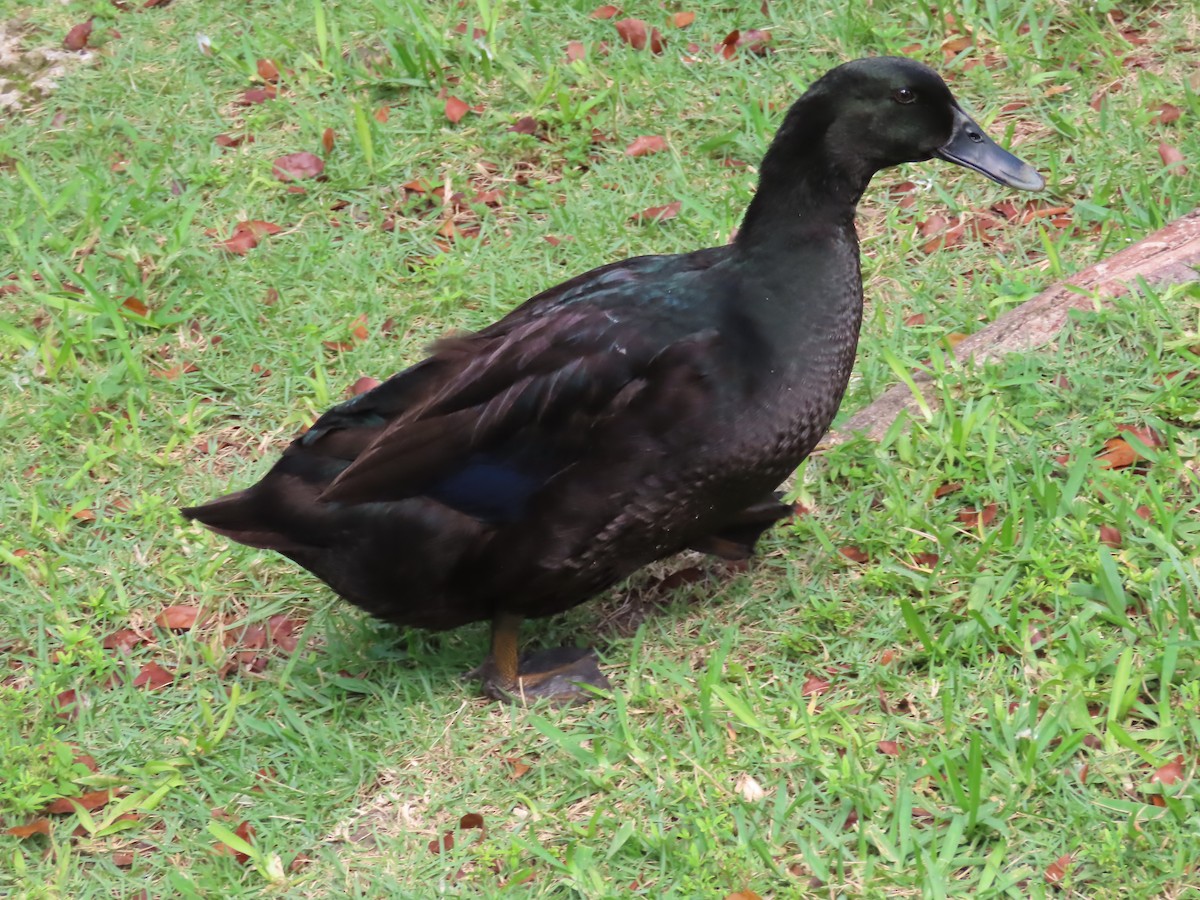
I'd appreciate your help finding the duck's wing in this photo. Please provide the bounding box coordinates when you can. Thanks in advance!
[320,307,718,509]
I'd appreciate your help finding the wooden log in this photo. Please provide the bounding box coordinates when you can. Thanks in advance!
[822,208,1200,448]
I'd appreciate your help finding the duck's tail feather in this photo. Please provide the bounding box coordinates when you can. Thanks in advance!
[181,489,313,553]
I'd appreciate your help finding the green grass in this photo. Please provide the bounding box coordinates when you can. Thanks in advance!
[2,0,1198,896]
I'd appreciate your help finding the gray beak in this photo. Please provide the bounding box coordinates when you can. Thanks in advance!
[935,106,1045,191]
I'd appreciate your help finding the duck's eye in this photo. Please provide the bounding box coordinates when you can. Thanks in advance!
[892,87,917,105]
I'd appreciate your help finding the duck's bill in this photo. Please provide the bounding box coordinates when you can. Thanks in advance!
[936,106,1045,191]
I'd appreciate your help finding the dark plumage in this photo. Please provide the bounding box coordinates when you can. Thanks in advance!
[183,57,1044,702]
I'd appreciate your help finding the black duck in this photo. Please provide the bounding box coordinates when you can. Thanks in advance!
[184,57,1045,702]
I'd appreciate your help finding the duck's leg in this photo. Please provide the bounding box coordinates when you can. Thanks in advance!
[479,612,610,704]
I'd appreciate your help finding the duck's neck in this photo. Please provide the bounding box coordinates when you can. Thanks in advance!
[735,96,873,255]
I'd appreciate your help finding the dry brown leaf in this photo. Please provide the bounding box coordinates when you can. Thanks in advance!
[1044,853,1073,885]
[935,482,963,499]
[958,503,998,528]
[45,790,113,814]
[726,890,763,900]
[509,116,540,135]
[322,128,335,154]
[565,40,586,63]
[801,675,830,697]
[64,20,94,51]
[1097,437,1138,470]
[630,201,681,223]
[256,58,279,83]
[1158,143,1186,175]
[838,545,869,563]
[625,135,667,157]
[903,312,926,326]
[1150,755,1185,786]
[155,605,200,631]
[734,774,766,802]
[877,740,902,756]
[503,757,532,778]
[590,4,620,18]
[614,18,648,50]
[122,297,149,316]
[132,661,173,690]
[672,11,695,27]
[212,820,256,864]
[273,152,324,181]
[6,819,51,839]
[445,96,470,123]
[1150,102,1181,125]
[1098,525,1122,548]
[239,86,277,105]
[348,376,381,397]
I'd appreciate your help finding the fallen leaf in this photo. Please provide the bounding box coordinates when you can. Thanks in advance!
[45,790,113,814]
[801,675,830,697]
[132,661,173,690]
[877,740,902,756]
[838,545,869,563]
[1044,853,1073,885]
[256,58,279,83]
[238,86,277,105]
[1135,505,1153,521]
[428,832,454,854]
[590,4,620,18]
[1098,525,1122,548]
[910,551,939,568]
[1150,102,1181,125]
[565,40,586,63]
[348,376,381,397]
[460,813,485,832]
[614,18,648,50]
[719,29,772,59]
[630,201,681,223]
[725,893,762,900]
[267,614,302,653]
[214,132,252,148]
[6,819,51,839]
[503,757,532,779]
[672,11,695,27]
[958,503,998,528]
[508,116,540,135]
[122,297,149,317]
[904,312,926,326]
[273,152,324,182]
[64,20,94,51]
[1151,755,1184,786]
[322,128,335,154]
[350,314,369,342]
[212,820,256,864]
[155,605,200,631]
[1158,143,1186,175]
[55,689,79,719]
[625,135,666,157]
[1096,437,1138,470]
[445,96,470,123]
[649,27,666,54]
[734,773,766,802]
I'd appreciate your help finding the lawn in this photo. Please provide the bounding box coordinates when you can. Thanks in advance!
[1,0,1198,896]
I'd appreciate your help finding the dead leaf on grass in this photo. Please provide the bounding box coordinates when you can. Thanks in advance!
[590,4,620,19]
[1044,853,1073,885]
[625,135,666,157]
[64,20,94,51]
[273,152,324,181]
[6,819,51,839]
[45,790,113,814]
[132,661,174,690]
[630,201,681,223]
[1158,143,1187,175]
[155,605,201,631]
[958,503,998,528]
[445,96,470,123]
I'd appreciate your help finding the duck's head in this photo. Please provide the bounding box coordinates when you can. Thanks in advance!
[772,56,1045,193]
